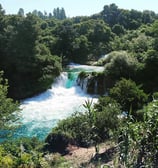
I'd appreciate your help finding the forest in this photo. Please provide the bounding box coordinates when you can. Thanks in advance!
[1,3,158,167]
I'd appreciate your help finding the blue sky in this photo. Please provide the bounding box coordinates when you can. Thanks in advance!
[1,0,158,17]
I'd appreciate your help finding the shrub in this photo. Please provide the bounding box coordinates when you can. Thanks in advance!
[118,100,158,167]
[45,131,74,154]
[109,78,148,118]
[104,51,139,81]
[46,99,121,151]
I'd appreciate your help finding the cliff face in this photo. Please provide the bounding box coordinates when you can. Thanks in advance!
[77,72,108,95]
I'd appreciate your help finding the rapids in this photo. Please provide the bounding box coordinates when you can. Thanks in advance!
[15,64,104,139]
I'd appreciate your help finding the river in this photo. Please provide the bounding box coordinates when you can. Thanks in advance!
[14,64,104,140]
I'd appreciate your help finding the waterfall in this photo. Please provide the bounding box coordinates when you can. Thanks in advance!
[77,75,89,93]
[14,64,103,140]
[76,64,104,94]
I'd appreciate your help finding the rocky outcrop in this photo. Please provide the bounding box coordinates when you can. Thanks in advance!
[77,72,106,95]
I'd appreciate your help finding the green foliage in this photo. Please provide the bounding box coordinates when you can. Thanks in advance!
[1,3,156,100]
[142,50,158,93]
[0,137,43,167]
[101,3,120,27]
[0,145,14,167]
[75,19,113,60]
[78,71,89,79]
[137,22,158,93]
[0,137,71,167]
[129,33,153,54]
[46,153,70,168]
[119,100,158,167]
[47,99,121,150]
[0,3,158,167]
[152,92,158,100]
[0,4,5,16]
[112,24,125,35]
[50,110,94,147]
[94,96,121,139]
[111,28,153,58]
[72,35,89,63]
[45,131,73,154]
[31,7,67,20]
[100,3,157,29]
[53,7,66,20]
[0,71,19,138]
[0,13,62,99]
[3,137,43,154]
[17,8,24,17]
[151,20,158,37]
[109,78,148,117]
[104,51,139,81]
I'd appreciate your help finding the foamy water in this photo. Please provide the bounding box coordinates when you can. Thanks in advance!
[15,64,104,139]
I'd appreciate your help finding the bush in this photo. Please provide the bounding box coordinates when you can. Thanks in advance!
[104,51,139,81]
[109,78,148,118]
[0,137,43,167]
[45,132,74,154]
[46,99,121,150]
[118,100,158,167]
[48,111,93,147]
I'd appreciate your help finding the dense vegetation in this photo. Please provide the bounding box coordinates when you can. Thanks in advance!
[0,71,19,138]
[1,3,157,100]
[1,2,158,167]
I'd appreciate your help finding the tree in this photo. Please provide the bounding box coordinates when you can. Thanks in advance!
[101,3,120,26]
[89,20,112,43]
[53,19,76,61]
[32,10,38,16]
[87,19,113,58]
[72,35,89,63]
[0,71,19,138]
[60,8,66,20]
[143,50,158,92]
[0,14,62,99]
[18,8,24,17]
[129,34,152,54]
[104,51,139,81]
[94,96,121,139]
[0,4,5,16]
[142,10,155,24]
[3,14,40,99]
[109,78,148,117]
[37,11,44,19]
[53,7,66,20]
[112,24,125,35]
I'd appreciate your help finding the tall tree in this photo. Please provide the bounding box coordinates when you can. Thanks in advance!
[0,4,5,15]
[17,8,24,17]
[53,19,75,61]
[53,7,66,20]
[101,3,120,26]
[60,8,66,19]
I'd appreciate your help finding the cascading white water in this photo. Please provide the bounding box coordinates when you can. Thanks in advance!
[15,64,104,140]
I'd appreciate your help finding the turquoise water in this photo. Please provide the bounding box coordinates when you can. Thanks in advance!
[13,64,104,140]
[66,72,78,88]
